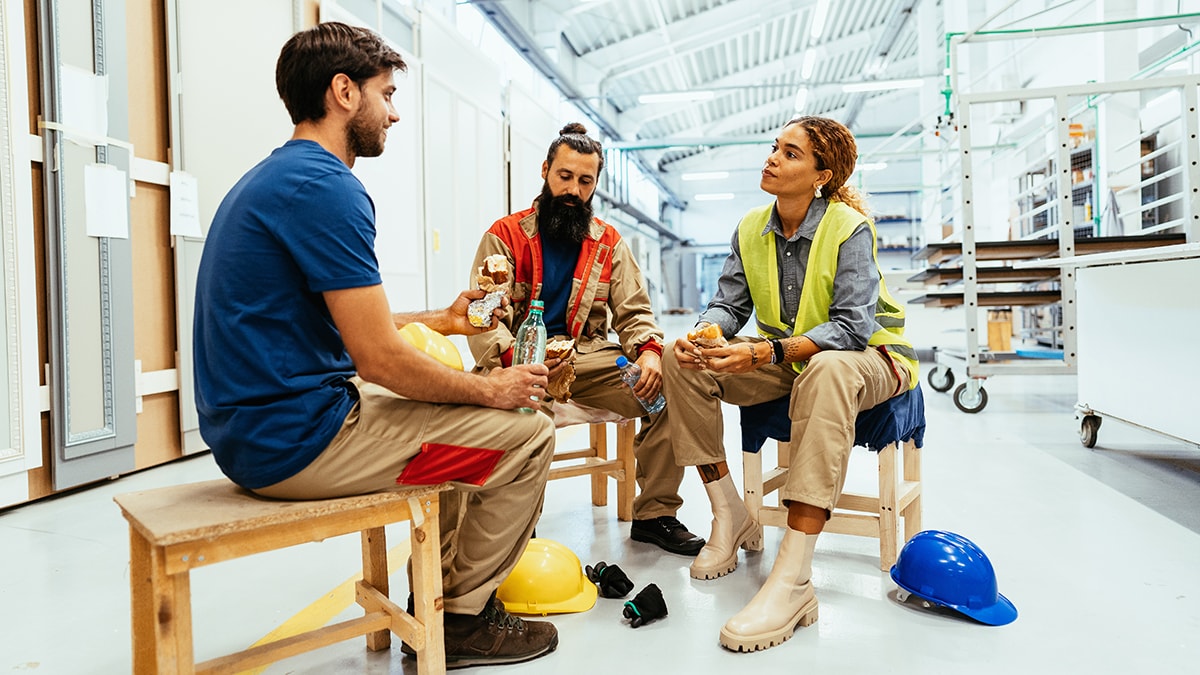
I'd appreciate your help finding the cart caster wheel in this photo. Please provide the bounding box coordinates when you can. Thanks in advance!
[1080,415,1101,448]
[953,382,988,413]
[927,367,955,393]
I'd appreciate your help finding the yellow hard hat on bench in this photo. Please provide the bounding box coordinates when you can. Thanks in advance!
[398,322,463,370]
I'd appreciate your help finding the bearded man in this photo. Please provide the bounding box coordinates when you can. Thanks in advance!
[467,123,704,557]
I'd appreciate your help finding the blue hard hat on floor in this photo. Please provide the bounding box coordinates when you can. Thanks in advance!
[890,530,1018,626]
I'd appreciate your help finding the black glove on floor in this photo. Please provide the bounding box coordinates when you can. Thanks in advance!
[622,583,667,628]
[586,561,635,599]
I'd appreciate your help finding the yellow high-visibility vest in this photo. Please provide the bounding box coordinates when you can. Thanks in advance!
[737,201,918,388]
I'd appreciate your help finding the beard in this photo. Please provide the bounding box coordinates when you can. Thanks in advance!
[536,182,594,245]
[346,106,386,159]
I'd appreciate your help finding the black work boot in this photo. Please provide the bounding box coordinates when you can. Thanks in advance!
[630,515,706,556]
[402,594,558,669]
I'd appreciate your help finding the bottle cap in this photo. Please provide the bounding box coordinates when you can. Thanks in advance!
[615,356,629,368]
[530,299,544,311]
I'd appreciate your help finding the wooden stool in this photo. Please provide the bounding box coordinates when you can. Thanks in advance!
[114,480,450,675]
[740,385,926,571]
[550,401,637,521]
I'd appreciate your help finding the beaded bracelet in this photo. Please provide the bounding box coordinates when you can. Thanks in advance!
[769,338,784,364]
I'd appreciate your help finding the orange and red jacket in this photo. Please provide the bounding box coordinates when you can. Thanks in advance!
[467,204,663,369]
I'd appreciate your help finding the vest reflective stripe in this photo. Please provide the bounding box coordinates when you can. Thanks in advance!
[737,202,919,388]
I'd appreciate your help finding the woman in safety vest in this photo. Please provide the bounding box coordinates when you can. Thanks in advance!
[640,115,919,652]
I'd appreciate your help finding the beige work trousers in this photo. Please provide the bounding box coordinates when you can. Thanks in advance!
[640,338,907,514]
[254,378,555,615]
[544,343,686,520]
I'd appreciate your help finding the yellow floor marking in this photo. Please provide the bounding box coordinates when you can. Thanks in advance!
[239,537,414,675]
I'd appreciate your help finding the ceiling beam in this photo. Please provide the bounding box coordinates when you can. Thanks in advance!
[844,0,920,128]
[581,0,813,68]
[600,5,884,89]
[468,0,686,210]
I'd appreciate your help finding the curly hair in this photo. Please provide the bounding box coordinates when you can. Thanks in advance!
[276,22,408,125]
[545,122,605,172]
[784,116,870,216]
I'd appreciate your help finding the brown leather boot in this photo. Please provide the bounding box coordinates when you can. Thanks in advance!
[719,528,819,652]
[403,594,558,669]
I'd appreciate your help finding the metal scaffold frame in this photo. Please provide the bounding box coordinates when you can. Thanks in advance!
[928,15,1200,413]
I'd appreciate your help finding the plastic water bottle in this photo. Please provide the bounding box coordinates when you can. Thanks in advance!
[513,300,547,413]
[514,300,547,366]
[615,355,666,414]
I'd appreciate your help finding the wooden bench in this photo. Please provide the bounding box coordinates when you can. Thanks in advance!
[113,479,450,674]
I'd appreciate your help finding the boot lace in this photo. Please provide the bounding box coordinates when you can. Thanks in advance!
[483,603,526,631]
[657,515,685,532]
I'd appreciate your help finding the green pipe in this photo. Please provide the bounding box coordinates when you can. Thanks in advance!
[942,12,1200,118]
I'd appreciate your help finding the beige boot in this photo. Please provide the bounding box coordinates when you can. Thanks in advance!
[689,474,761,580]
[719,528,819,652]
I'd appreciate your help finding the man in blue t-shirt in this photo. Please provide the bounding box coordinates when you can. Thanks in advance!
[193,22,558,668]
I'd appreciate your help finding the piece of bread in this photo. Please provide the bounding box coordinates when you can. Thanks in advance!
[545,338,576,362]
[544,338,577,402]
[687,323,728,348]
[476,254,511,292]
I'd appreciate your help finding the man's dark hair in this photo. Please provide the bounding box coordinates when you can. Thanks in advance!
[545,122,605,173]
[276,21,408,125]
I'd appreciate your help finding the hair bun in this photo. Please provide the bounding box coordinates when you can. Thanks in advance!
[560,122,588,136]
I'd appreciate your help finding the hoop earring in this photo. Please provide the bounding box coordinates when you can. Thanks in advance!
[814,184,823,199]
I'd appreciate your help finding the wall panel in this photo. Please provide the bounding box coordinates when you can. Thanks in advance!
[38,0,139,490]
[166,0,297,454]
[0,0,40,505]
[419,10,503,307]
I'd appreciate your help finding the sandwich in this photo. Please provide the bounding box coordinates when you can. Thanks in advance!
[476,254,511,293]
[544,338,576,402]
[687,322,728,348]
[468,254,512,328]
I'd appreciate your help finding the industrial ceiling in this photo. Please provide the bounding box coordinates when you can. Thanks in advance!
[468,0,933,210]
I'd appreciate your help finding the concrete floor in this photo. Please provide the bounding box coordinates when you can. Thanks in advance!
[3,349,1199,673]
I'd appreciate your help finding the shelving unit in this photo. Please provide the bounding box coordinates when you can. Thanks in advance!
[915,73,1198,413]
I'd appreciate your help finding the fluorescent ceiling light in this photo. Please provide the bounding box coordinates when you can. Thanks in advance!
[682,171,729,181]
[855,162,888,172]
[842,78,923,93]
[810,0,830,39]
[793,86,809,112]
[694,193,735,201]
[801,48,816,79]
[638,90,715,104]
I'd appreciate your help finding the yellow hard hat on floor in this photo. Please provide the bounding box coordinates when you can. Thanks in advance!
[497,538,598,615]
[397,322,463,370]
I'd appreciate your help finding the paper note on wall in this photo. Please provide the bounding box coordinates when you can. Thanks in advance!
[169,171,204,237]
[60,64,109,141]
[83,163,130,239]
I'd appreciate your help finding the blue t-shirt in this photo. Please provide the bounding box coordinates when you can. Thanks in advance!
[193,140,382,489]
[540,233,578,336]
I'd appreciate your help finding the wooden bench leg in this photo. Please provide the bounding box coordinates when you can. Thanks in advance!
[615,420,636,522]
[589,424,609,508]
[409,496,446,675]
[130,528,193,674]
[741,450,766,552]
[902,440,922,542]
[877,443,899,572]
[360,527,390,651]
